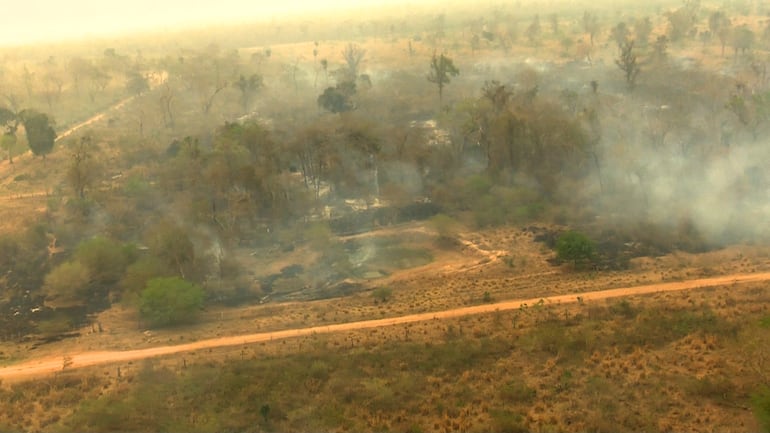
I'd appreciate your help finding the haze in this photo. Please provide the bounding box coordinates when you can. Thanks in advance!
[0,0,401,46]
[0,0,769,431]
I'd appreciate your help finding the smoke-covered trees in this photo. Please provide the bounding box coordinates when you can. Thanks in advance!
[340,43,366,83]
[0,107,19,163]
[318,81,357,113]
[616,40,640,90]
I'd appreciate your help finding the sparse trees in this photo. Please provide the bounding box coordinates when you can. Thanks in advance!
[616,40,640,90]
[427,52,460,104]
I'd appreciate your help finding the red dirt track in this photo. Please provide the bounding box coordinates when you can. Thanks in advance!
[2,272,769,382]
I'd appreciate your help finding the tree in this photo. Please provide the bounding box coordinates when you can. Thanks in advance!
[0,107,19,163]
[583,11,600,46]
[427,52,460,104]
[318,81,356,113]
[634,16,652,47]
[20,110,56,158]
[709,11,731,56]
[74,236,134,286]
[126,72,149,96]
[611,22,629,50]
[615,40,640,90]
[653,35,669,61]
[556,231,596,268]
[341,43,366,82]
[145,221,196,279]
[667,1,699,42]
[43,261,91,309]
[139,277,204,327]
[67,135,100,199]
[121,257,171,302]
[526,14,542,47]
[233,73,263,113]
[732,25,754,58]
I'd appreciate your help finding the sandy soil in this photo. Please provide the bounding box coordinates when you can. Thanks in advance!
[2,271,768,382]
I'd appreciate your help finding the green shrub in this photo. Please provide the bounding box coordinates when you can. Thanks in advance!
[752,386,770,433]
[556,230,596,268]
[372,287,392,303]
[139,277,204,328]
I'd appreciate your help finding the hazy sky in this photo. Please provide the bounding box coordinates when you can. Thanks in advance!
[0,0,391,46]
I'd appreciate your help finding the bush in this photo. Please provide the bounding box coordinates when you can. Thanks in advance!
[43,261,92,309]
[139,277,204,328]
[372,287,392,303]
[556,230,596,268]
[752,386,770,433]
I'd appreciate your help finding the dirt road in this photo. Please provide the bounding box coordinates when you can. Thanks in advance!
[55,95,136,142]
[2,272,769,382]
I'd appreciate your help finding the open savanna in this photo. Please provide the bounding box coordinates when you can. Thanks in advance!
[1,275,769,432]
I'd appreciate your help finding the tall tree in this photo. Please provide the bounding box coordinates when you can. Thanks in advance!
[583,11,600,46]
[611,22,630,50]
[526,14,542,47]
[427,52,460,104]
[0,107,19,163]
[709,11,731,56]
[341,43,366,83]
[634,16,652,47]
[20,110,56,159]
[67,135,100,199]
[616,40,640,90]
[233,73,263,113]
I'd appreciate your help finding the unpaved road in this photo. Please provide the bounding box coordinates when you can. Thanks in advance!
[2,272,769,382]
[55,95,136,142]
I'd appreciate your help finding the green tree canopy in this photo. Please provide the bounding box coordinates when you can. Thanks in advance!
[427,53,460,103]
[139,277,205,328]
[20,110,56,158]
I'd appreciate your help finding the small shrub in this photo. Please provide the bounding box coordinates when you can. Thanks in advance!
[372,287,392,303]
[556,230,596,268]
[499,380,536,403]
[752,386,770,433]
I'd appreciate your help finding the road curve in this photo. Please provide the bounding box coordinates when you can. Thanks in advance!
[2,272,769,382]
